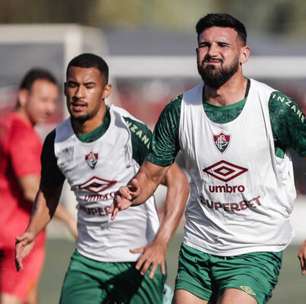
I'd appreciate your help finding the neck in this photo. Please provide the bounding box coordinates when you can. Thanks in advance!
[72,105,107,135]
[204,73,248,106]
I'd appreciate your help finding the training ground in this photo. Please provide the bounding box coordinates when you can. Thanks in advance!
[40,234,305,304]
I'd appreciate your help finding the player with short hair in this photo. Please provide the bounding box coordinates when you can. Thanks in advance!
[15,53,189,304]
[114,13,306,304]
[0,68,77,304]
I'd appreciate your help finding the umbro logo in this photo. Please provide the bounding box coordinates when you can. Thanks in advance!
[79,176,117,193]
[203,160,248,182]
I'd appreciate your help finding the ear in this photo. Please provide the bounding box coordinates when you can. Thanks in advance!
[18,89,29,107]
[240,45,251,65]
[102,84,112,100]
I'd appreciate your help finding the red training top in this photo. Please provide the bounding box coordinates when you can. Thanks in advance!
[0,112,45,248]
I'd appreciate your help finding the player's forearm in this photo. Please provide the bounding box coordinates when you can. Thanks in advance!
[130,171,159,205]
[154,165,189,244]
[25,192,52,236]
[26,186,61,237]
[131,161,169,205]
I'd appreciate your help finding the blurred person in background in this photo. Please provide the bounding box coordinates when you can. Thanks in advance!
[113,13,306,304]
[15,53,188,304]
[0,68,77,304]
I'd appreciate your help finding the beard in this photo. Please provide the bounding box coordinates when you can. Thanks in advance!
[198,57,240,89]
[71,113,92,123]
[68,102,100,124]
[66,99,101,124]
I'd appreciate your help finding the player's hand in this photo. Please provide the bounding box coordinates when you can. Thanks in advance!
[109,188,133,220]
[130,239,167,279]
[15,232,35,271]
[297,240,306,274]
[109,179,141,220]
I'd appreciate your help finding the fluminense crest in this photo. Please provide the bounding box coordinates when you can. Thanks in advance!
[213,132,230,153]
[85,151,98,169]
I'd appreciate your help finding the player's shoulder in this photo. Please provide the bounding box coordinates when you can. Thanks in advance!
[110,105,150,129]
[54,118,74,142]
[8,112,38,142]
[249,78,294,103]
[268,90,304,122]
[249,78,276,95]
[249,79,293,109]
[8,112,31,130]
[269,90,295,104]
[110,106,152,150]
[45,128,56,142]
[0,112,13,133]
[111,105,142,123]
[0,112,15,146]
[41,129,56,150]
[0,111,13,122]
[169,94,183,106]
[161,93,184,117]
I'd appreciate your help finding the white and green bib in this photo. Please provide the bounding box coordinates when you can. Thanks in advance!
[54,106,159,262]
[179,79,296,256]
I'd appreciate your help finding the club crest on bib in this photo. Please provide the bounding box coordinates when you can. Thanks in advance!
[213,132,230,153]
[85,152,98,169]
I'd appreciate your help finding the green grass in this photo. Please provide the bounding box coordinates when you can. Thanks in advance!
[39,235,305,303]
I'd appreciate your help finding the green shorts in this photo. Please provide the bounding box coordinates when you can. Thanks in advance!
[175,243,282,304]
[60,250,166,304]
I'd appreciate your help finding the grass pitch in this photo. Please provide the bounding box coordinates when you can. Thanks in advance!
[40,234,305,303]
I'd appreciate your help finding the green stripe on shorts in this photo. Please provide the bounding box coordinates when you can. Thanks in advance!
[175,243,282,304]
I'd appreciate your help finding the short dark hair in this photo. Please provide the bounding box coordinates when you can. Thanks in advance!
[66,53,109,83]
[196,13,247,44]
[19,68,58,91]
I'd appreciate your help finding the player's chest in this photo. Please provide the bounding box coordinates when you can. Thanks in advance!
[181,102,271,170]
[55,128,132,181]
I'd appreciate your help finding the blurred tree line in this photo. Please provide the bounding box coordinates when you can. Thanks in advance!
[0,0,305,37]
